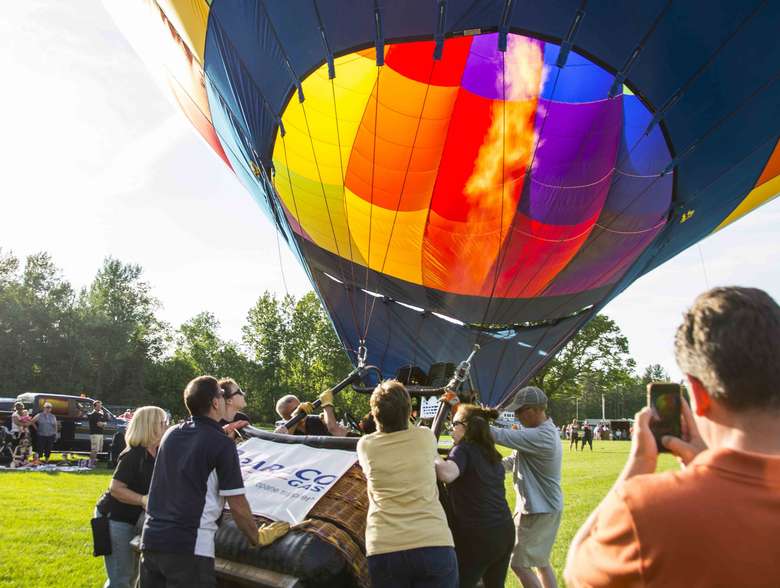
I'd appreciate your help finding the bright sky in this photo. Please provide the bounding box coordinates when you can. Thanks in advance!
[2,1,778,382]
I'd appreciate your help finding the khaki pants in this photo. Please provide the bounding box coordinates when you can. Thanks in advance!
[90,434,104,453]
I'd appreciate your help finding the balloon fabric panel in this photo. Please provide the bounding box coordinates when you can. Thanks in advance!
[274,33,672,301]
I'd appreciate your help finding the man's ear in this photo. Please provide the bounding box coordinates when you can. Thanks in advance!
[687,375,711,416]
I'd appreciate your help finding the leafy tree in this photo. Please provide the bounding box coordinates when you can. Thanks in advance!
[81,257,165,403]
[0,252,78,394]
[242,293,287,391]
[176,312,223,376]
[530,315,641,423]
[641,363,671,384]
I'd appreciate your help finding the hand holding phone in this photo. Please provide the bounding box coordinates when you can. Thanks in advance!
[647,382,682,453]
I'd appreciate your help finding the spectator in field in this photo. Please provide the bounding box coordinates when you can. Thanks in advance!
[273,392,347,436]
[218,378,250,439]
[581,423,593,451]
[565,287,780,587]
[435,404,513,588]
[569,418,579,451]
[11,437,32,468]
[358,380,457,587]
[89,400,108,467]
[11,404,33,446]
[31,402,58,462]
[95,406,168,588]
[10,402,26,445]
[490,386,563,588]
[140,376,258,587]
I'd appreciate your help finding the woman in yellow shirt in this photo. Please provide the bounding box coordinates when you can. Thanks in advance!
[357,380,457,587]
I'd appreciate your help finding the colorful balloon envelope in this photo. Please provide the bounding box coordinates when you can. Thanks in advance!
[105,0,780,406]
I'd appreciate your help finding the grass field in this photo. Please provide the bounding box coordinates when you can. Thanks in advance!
[0,441,678,587]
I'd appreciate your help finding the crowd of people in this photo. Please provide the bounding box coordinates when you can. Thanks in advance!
[7,400,59,466]
[563,421,622,449]
[87,285,780,587]
[354,380,563,588]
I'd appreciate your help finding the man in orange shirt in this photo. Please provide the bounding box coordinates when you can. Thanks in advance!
[565,287,780,587]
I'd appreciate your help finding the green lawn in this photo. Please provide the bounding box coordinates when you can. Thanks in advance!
[0,442,677,587]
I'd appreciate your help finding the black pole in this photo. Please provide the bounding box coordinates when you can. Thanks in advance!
[431,344,480,440]
[282,365,381,431]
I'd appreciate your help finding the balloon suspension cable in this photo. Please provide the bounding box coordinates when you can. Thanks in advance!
[432,344,480,440]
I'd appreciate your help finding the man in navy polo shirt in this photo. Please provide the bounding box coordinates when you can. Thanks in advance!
[140,376,259,587]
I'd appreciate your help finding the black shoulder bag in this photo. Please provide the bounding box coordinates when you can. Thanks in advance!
[91,492,112,556]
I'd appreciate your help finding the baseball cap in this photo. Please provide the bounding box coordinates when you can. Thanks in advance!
[504,386,548,412]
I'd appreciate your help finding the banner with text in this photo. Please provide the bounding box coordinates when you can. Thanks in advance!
[236,438,358,524]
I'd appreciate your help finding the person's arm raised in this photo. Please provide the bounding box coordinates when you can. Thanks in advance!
[225,494,259,546]
[318,390,348,437]
[322,405,348,436]
[490,423,549,454]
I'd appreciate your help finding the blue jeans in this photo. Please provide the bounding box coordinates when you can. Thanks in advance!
[368,546,458,588]
[95,509,140,588]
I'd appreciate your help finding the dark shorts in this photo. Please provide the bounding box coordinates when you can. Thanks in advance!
[368,546,458,588]
[140,551,216,588]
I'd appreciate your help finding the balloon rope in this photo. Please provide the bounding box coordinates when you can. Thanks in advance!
[299,95,363,338]
[330,78,359,286]
[697,245,710,289]
[328,77,363,344]
[364,53,437,341]
[362,65,383,342]
[270,172,290,297]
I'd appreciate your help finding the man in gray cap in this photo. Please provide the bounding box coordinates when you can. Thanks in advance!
[491,386,562,588]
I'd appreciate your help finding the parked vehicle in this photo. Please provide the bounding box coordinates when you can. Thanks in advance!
[0,397,17,431]
[14,393,127,456]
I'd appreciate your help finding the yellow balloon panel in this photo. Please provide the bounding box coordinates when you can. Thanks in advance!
[344,189,427,285]
[157,0,210,63]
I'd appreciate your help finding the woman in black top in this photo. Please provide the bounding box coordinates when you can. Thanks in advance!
[435,405,514,588]
[218,378,250,439]
[95,406,167,588]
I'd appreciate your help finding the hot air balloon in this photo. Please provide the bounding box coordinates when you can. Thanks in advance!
[104,0,780,409]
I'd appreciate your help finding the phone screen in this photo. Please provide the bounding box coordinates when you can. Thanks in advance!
[647,383,682,452]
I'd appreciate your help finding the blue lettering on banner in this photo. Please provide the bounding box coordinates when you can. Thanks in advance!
[240,454,341,494]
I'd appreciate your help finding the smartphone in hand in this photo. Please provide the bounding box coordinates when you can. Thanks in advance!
[647,382,682,452]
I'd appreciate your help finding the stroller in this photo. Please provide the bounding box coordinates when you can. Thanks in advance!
[0,426,14,466]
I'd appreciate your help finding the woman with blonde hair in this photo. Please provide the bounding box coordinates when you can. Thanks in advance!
[435,404,513,588]
[95,406,167,588]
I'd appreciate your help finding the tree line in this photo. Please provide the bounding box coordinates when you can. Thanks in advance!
[0,249,669,424]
